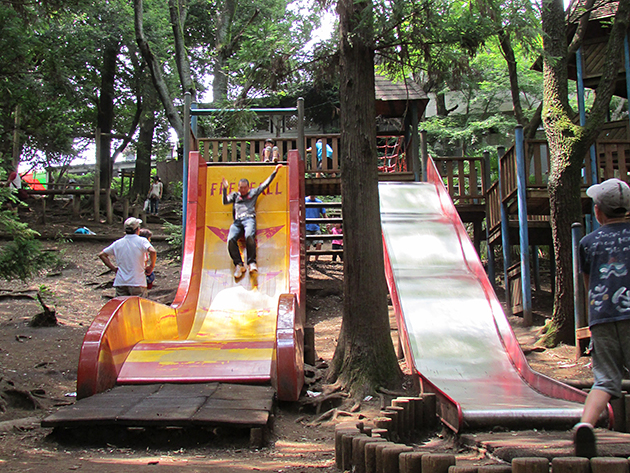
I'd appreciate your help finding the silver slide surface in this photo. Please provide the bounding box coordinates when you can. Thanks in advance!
[379,180,588,432]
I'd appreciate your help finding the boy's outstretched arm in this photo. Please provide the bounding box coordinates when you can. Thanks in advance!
[221,178,232,205]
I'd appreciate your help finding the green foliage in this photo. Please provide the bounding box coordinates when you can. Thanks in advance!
[163,220,183,258]
[0,213,60,281]
[169,180,183,201]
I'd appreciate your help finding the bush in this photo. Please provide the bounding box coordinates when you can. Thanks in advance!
[163,220,183,259]
[0,214,60,281]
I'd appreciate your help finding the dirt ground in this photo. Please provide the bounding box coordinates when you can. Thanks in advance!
[0,204,594,472]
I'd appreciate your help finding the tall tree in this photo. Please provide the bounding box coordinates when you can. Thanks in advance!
[328,0,403,397]
[540,0,630,345]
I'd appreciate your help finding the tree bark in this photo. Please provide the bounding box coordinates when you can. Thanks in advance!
[97,41,119,190]
[328,0,402,398]
[134,0,184,139]
[168,0,195,100]
[133,82,156,201]
[498,30,525,126]
[213,0,236,103]
[540,0,630,346]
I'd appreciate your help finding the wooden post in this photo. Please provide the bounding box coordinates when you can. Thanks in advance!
[297,98,305,162]
[105,187,113,224]
[420,130,428,182]
[498,146,512,314]
[12,104,20,169]
[411,102,420,182]
[94,128,101,222]
[122,198,129,221]
[515,125,532,325]
[41,197,46,225]
[511,457,548,473]
[532,245,541,292]
[72,194,81,218]
[572,222,588,359]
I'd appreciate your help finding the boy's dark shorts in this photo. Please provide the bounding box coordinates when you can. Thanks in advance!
[591,319,630,399]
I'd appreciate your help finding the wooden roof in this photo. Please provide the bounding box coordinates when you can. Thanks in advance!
[374,75,429,118]
[531,0,627,98]
[567,0,618,24]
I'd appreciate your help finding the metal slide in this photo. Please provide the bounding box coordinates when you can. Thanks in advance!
[380,157,592,432]
[76,151,305,402]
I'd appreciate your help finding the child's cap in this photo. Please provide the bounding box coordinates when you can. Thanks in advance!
[587,178,630,216]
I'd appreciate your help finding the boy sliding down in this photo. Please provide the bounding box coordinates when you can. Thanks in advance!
[221,164,282,278]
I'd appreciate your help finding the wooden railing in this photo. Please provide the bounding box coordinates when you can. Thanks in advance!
[487,135,630,236]
[432,156,487,205]
[197,135,342,175]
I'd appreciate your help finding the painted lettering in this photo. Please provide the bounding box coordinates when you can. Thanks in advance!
[210,182,218,196]
[275,183,281,195]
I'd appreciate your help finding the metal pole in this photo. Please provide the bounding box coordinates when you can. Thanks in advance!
[515,125,532,326]
[483,150,495,286]
[182,92,191,245]
[191,102,198,138]
[572,222,586,335]
[297,98,305,162]
[420,130,428,182]
[577,47,599,230]
[498,146,511,313]
[94,128,101,222]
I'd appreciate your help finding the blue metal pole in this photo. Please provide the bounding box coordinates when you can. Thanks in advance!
[515,125,532,325]
[572,222,586,335]
[182,92,191,245]
[498,146,511,313]
[577,47,599,230]
[191,102,198,137]
[576,48,586,126]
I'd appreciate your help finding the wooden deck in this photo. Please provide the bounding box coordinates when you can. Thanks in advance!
[42,383,274,430]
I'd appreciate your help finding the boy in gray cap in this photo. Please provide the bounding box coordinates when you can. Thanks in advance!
[98,217,157,298]
[576,178,630,457]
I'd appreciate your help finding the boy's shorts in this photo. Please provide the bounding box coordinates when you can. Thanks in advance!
[306,228,323,246]
[146,272,155,289]
[591,319,630,399]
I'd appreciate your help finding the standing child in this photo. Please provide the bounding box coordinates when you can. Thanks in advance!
[139,228,155,289]
[576,178,630,458]
[327,222,343,262]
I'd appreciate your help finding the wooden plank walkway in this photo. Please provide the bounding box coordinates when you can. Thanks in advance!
[42,383,274,429]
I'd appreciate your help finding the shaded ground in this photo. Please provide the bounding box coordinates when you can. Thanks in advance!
[0,205,596,471]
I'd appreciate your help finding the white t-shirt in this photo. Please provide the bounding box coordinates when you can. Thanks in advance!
[102,234,154,287]
[149,181,163,199]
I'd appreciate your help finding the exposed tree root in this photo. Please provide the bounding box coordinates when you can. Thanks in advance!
[307,408,354,426]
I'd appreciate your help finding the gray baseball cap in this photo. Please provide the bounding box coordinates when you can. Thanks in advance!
[124,217,142,230]
[587,178,630,216]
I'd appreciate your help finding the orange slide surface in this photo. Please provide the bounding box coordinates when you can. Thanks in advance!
[76,151,305,402]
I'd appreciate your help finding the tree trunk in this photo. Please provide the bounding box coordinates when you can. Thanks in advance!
[97,41,119,190]
[328,0,402,398]
[498,30,525,126]
[213,0,236,103]
[540,0,630,346]
[168,0,195,100]
[133,84,156,201]
[134,0,184,139]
